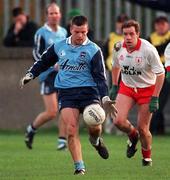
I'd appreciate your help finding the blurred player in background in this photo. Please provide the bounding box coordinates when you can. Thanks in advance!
[20,15,117,175]
[110,20,165,166]
[104,14,129,73]
[25,2,67,150]
[148,16,170,135]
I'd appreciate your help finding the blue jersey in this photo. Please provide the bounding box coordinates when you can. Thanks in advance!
[29,37,108,98]
[33,23,67,82]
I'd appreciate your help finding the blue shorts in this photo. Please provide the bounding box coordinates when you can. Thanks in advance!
[40,71,58,95]
[58,87,100,112]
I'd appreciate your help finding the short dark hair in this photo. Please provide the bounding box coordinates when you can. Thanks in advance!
[71,15,88,26]
[122,19,140,33]
[117,14,129,23]
[154,16,169,24]
[12,7,23,17]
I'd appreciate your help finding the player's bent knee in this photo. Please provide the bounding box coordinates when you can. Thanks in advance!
[46,110,57,119]
[67,124,77,136]
[138,127,149,137]
[114,118,124,128]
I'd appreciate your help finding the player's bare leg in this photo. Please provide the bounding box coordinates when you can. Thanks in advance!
[25,93,67,149]
[61,108,85,175]
[88,125,109,159]
[33,93,58,127]
[137,103,152,166]
[113,94,139,158]
[25,93,57,149]
[57,115,67,150]
[114,94,135,133]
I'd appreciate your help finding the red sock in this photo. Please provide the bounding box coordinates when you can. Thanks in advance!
[128,128,138,140]
[142,148,151,159]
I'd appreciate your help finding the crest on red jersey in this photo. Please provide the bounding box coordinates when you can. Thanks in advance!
[135,57,142,65]
[119,54,124,61]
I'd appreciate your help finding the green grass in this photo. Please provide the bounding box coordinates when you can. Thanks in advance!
[0,130,170,180]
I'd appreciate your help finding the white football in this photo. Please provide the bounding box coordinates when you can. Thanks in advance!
[83,103,106,126]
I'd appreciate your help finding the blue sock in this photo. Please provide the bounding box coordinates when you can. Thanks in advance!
[74,161,85,170]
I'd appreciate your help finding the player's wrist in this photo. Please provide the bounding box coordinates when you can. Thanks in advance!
[102,96,116,104]
[151,96,158,100]
[102,96,110,104]
[20,72,34,89]
[111,84,118,88]
[109,84,118,100]
[26,72,34,79]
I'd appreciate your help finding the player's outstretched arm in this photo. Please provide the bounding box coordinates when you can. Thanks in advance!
[20,72,34,89]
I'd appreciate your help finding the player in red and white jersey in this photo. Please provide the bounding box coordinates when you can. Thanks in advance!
[110,20,165,166]
[165,42,170,82]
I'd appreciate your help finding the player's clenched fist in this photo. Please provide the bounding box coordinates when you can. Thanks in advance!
[20,72,34,89]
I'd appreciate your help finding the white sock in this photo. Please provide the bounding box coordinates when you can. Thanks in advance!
[27,124,36,133]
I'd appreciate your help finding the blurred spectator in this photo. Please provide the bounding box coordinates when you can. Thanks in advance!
[103,14,129,73]
[66,8,94,41]
[148,15,170,135]
[103,14,129,134]
[3,7,38,47]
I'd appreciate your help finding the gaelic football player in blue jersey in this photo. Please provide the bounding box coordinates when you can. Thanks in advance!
[20,15,117,175]
[24,2,67,150]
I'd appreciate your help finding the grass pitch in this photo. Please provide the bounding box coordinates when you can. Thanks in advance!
[0,129,170,180]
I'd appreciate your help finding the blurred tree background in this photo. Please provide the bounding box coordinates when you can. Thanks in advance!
[1,0,170,44]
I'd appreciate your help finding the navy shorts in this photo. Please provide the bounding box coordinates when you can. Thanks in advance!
[40,71,58,95]
[58,87,100,113]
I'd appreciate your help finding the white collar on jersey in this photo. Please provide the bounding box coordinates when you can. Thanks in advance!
[44,23,60,32]
[66,36,89,46]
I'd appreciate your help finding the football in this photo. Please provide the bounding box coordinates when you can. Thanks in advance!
[83,103,106,126]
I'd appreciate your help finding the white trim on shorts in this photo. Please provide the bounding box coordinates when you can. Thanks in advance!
[40,82,45,95]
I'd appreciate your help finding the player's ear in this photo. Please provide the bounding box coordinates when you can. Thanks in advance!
[70,25,73,34]
[87,26,89,33]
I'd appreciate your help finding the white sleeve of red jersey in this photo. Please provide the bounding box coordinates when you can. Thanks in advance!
[147,46,165,74]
